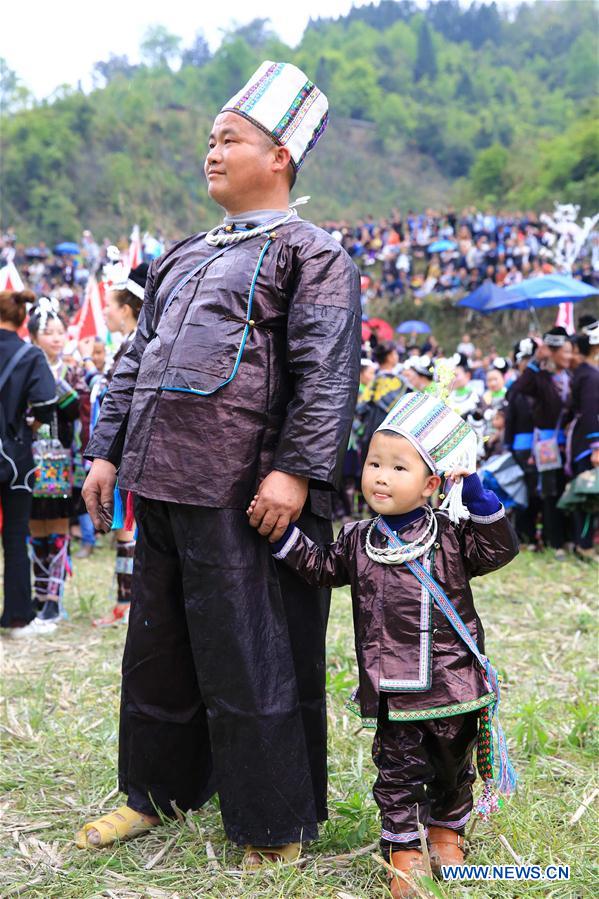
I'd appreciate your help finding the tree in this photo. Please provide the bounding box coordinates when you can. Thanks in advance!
[0,58,33,114]
[180,32,211,69]
[92,54,137,87]
[565,33,596,100]
[470,144,510,200]
[140,25,182,70]
[413,20,437,82]
[232,19,275,49]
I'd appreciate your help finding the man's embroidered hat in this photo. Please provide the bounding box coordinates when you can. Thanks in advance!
[221,60,329,171]
[376,391,478,522]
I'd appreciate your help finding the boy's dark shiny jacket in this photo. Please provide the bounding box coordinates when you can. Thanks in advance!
[277,509,519,718]
[86,220,362,513]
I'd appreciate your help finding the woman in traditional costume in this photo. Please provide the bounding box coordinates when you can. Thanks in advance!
[28,298,83,623]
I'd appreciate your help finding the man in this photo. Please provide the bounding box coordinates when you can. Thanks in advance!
[77,61,361,864]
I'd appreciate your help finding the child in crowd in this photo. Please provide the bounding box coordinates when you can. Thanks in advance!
[250,392,518,897]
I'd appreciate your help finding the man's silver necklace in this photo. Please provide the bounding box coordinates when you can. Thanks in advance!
[204,197,310,247]
[365,504,438,565]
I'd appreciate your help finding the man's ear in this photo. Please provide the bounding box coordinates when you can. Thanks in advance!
[423,474,441,498]
[271,144,292,175]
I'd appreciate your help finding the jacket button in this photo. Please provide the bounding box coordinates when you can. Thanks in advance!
[434,542,440,549]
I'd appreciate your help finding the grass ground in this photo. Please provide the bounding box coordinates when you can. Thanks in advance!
[1,537,597,898]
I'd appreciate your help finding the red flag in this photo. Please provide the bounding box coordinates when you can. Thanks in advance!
[0,263,30,337]
[555,301,574,334]
[70,276,107,341]
[128,225,142,271]
[0,261,24,292]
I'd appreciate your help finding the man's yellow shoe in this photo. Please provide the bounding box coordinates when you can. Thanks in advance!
[75,805,157,849]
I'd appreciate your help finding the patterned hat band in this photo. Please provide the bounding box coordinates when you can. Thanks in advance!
[544,333,569,347]
[381,427,437,472]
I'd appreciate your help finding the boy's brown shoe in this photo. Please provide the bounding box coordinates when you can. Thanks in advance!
[388,849,426,898]
[428,826,465,875]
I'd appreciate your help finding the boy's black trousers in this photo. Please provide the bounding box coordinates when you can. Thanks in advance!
[373,706,479,852]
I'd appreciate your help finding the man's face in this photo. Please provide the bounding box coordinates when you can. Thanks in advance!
[552,341,573,371]
[204,112,279,211]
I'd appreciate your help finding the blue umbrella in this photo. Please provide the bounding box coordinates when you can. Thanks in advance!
[497,274,598,310]
[457,280,512,312]
[396,320,431,334]
[54,241,80,255]
[428,239,456,253]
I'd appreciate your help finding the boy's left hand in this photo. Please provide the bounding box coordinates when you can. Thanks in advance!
[444,466,474,484]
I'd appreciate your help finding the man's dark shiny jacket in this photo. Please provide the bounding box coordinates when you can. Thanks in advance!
[86,219,362,511]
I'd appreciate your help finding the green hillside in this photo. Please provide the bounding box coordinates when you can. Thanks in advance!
[1,0,597,243]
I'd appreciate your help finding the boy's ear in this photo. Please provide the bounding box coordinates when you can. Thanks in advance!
[423,474,441,498]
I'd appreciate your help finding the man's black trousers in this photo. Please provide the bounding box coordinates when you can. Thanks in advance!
[119,497,332,846]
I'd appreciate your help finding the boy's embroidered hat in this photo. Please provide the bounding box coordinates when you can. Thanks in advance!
[221,60,329,171]
[376,391,478,521]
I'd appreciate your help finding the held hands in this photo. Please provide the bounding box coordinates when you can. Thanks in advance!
[82,459,117,532]
[247,470,309,542]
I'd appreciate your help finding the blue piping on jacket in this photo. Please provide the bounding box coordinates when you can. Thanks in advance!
[160,239,273,398]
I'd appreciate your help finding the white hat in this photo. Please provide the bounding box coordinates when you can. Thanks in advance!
[582,320,599,345]
[221,60,329,170]
[376,391,478,522]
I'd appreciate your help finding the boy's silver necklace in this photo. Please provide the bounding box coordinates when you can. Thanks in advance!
[365,505,438,565]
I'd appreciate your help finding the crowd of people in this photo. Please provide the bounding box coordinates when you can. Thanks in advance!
[322,208,599,301]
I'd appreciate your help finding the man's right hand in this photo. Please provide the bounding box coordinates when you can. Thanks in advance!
[82,459,117,532]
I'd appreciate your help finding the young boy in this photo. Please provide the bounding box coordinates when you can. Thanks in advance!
[249,391,518,897]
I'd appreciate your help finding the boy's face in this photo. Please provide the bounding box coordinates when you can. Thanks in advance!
[92,340,106,371]
[361,432,441,516]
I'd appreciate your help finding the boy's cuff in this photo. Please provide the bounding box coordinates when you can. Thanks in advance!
[271,524,300,559]
[461,473,501,517]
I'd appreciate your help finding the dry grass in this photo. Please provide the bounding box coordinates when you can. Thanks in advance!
[1,537,597,898]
